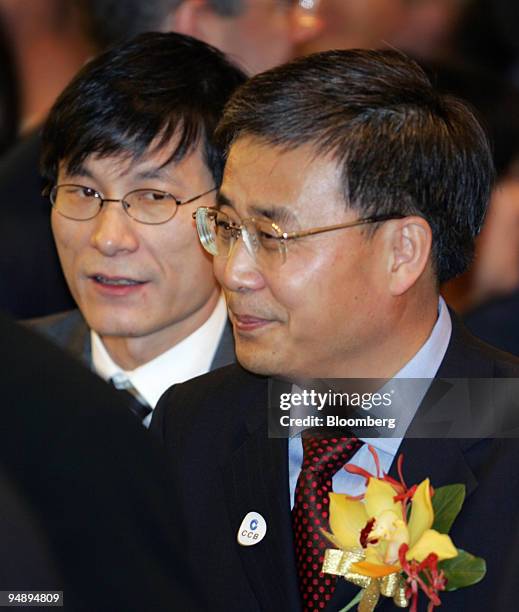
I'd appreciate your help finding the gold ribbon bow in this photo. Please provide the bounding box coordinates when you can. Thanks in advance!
[322,548,408,611]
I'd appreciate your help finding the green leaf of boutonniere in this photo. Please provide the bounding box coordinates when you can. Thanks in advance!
[431,484,466,534]
[440,549,487,591]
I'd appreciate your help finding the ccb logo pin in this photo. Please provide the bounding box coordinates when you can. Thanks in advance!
[237,512,267,546]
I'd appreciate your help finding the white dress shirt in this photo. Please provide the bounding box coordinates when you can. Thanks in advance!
[91,294,228,426]
[288,297,452,506]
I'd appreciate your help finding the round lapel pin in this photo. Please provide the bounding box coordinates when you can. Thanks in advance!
[237,511,267,546]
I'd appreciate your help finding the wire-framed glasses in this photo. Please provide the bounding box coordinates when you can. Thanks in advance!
[193,207,404,265]
[45,184,217,225]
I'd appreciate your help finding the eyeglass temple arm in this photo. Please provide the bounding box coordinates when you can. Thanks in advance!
[280,214,405,240]
[179,187,217,207]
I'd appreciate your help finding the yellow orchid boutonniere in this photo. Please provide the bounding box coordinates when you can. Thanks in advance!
[322,447,486,612]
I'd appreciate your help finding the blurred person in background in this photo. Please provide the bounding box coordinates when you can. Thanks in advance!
[0,0,94,136]
[296,0,516,83]
[80,0,321,75]
[0,0,102,319]
[297,0,407,54]
[0,0,318,140]
[388,0,467,62]
[462,151,519,355]
[0,0,320,320]
[463,160,519,308]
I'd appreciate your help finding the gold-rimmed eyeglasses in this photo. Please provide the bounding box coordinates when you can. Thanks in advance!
[44,184,217,225]
[193,206,404,265]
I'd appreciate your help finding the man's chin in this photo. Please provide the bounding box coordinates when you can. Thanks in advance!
[87,317,147,340]
[235,344,285,378]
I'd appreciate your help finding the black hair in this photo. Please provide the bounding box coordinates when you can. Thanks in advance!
[215,49,495,284]
[40,31,246,189]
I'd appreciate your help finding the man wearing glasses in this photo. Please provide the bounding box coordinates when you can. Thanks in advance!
[30,32,245,424]
[152,50,519,610]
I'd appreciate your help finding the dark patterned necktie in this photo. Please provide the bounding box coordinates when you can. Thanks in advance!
[109,377,152,421]
[292,433,363,611]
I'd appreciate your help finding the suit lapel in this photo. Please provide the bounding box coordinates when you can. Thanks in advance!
[390,316,491,497]
[380,314,494,499]
[222,408,301,611]
[391,436,478,497]
[69,313,91,366]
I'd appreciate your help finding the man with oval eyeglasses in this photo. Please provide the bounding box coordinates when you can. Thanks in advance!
[30,32,246,425]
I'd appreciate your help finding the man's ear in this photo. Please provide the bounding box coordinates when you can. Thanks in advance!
[385,216,433,296]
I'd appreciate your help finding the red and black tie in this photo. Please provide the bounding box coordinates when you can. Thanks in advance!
[292,433,363,611]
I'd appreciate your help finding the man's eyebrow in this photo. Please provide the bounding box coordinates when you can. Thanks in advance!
[135,166,168,180]
[63,163,93,179]
[249,204,295,226]
[135,165,189,190]
[216,192,295,225]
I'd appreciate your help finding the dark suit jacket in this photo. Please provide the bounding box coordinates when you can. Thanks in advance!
[0,466,62,590]
[151,318,519,611]
[28,308,236,373]
[0,130,74,319]
[0,311,198,611]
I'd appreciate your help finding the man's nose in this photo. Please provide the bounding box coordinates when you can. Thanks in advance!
[214,234,266,293]
[90,200,139,256]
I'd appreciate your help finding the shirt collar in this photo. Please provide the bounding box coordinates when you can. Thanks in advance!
[91,294,227,408]
[393,296,452,380]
